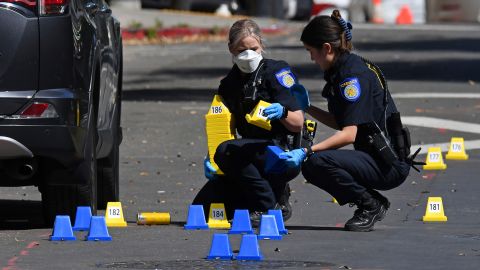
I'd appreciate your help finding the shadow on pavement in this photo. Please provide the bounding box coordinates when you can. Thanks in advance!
[169,221,187,227]
[271,38,480,83]
[123,88,217,102]
[270,37,480,53]
[355,37,480,53]
[121,36,479,102]
[0,199,47,230]
[124,67,229,86]
[147,67,229,79]
[286,225,345,231]
[293,58,479,83]
[122,87,325,102]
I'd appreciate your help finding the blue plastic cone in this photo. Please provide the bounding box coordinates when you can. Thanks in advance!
[86,216,112,241]
[229,210,254,234]
[264,146,287,174]
[258,215,282,240]
[50,215,76,241]
[236,234,263,261]
[267,209,288,235]
[184,205,208,230]
[72,206,92,231]
[206,233,233,260]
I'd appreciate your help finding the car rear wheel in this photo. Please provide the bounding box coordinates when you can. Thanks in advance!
[292,0,312,20]
[41,112,98,226]
[97,103,120,210]
[173,0,192,10]
[97,46,122,210]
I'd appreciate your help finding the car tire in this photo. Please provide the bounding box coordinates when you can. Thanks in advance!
[173,0,191,10]
[292,0,312,20]
[97,103,120,210]
[97,43,122,210]
[41,108,98,226]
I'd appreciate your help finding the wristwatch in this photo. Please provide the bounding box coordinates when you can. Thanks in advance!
[281,106,288,119]
[305,146,314,157]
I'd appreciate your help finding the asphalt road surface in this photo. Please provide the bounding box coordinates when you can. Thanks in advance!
[1,23,479,270]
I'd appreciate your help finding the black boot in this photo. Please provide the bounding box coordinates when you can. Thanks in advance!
[249,210,264,228]
[274,183,293,221]
[344,192,389,232]
[250,184,293,227]
[368,189,391,209]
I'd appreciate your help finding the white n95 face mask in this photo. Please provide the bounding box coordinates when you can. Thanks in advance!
[233,50,263,74]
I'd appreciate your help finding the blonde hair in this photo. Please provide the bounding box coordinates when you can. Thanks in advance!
[228,19,265,50]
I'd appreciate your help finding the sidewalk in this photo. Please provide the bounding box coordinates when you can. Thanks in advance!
[112,7,302,45]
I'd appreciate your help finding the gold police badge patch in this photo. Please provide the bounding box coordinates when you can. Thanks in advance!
[275,68,296,89]
[340,77,361,102]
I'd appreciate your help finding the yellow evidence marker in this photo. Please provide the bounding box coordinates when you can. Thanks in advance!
[445,137,469,160]
[207,203,231,229]
[423,197,447,222]
[205,95,236,175]
[332,197,338,204]
[245,100,272,131]
[105,202,127,227]
[423,147,447,170]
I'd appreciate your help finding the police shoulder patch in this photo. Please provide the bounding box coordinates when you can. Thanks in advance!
[339,77,361,102]
[275,68,296,89]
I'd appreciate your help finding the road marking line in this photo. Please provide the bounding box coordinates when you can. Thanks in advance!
[181,106,209,110]
[411,140,480,155]
[401,116,480,154]
[402,117,480,134]
[7,257,17,266]
[2,241,40,270]
[393,93,480,99]
[26,241,39,249]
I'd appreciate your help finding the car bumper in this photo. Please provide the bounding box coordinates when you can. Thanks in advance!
[0,88,87,167]
[0,125,85,167]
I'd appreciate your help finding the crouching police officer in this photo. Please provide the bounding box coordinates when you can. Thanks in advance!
[280,11,421,232]
[192,19,304,226]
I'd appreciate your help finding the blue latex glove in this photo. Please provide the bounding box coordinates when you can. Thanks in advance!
[263,103,285,120]
[290,84,310,111]
[204,157,217,181]
[279,148,306,168]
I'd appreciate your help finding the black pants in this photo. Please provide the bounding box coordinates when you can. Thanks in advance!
[301,149,410,205]
[193,138,300,218]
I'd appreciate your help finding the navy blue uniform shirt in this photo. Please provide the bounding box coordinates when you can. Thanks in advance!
[322,53,398,150]
[218,58,301,139]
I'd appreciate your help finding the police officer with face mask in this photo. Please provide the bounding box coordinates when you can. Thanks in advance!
[192,19,304,226]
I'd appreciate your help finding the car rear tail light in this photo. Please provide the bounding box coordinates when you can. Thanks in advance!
[18,102,59,118]
[311,4,334,17]
[39,0,67,15]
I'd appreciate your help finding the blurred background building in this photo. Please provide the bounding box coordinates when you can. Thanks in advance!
[110,0,480,24]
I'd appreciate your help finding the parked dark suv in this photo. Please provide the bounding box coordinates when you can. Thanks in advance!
[0,0,122,225]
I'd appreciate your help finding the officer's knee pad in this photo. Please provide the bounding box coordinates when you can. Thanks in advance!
[284,166,301,181]
[269,166,300,187]
[213,142,227,163]
[301,154,332,188]
[301,158,316,182]
[213,141,235,172]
